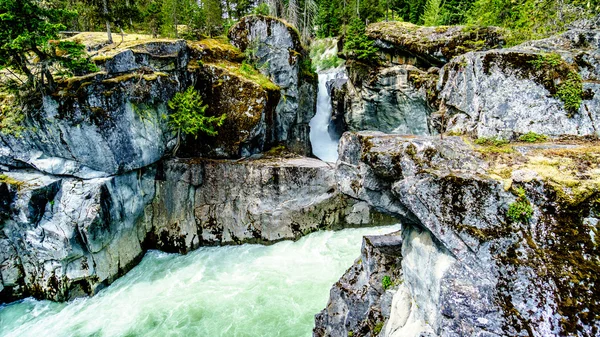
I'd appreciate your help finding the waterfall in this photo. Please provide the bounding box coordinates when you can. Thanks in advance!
[309,71,341,163]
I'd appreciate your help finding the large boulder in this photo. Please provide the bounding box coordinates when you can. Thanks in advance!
[333,62,437,135]
[229,15,317,155]
[438,22,600,139]
[317,132,600,336]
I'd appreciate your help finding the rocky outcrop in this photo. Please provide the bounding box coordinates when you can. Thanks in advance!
[0,155,394,302]
[146,157,396,253]
[0,29,314,177]
[314,233,403,337]
[367,22,505,67]
[229,15,318,155]
[0,168,155,302]
[438,20,600,139]
[333,62,437,135]
[329,22,503,136]
[316,131,600,336]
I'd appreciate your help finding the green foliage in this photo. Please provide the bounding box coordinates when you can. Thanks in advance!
[528,53,583,115]
[343,18,378,63]
[508,186,533,223]
[556,71,583,116]
[421,0,444,26]
[382,275,392,290]
[0,93,24,136]
[0,0,94,87]
[474,137,509,147]
[507,199,533,223]
[218,61,280,91]
[467,0,597,46]
[53,41,99,75]
[373,321,384,335]
[529,53,563,70]
[252,3,270,16]
[518,132,548,143]
[167,87,225,138]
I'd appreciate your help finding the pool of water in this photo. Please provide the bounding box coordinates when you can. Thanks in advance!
[0,225,400,337]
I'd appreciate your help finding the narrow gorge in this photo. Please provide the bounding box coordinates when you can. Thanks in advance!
[1,4,599,337]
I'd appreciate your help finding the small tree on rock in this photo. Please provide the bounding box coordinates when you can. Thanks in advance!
[167,86,226,155]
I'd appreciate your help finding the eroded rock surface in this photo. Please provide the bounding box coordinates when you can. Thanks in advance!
[314,234,403,337]
[147,157,396,253]
[0,168,155,302]
[0,155,393,302]
[229,15,317,155]
[316,132,600,336]
[438,21,600,138]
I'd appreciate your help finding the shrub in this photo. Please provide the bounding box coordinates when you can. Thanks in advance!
[252,3,270,16]
[373,321,384,334]
[381,275,392,290]
[507,198,533,223]
[556,71,583,116]
[518,131,548,143]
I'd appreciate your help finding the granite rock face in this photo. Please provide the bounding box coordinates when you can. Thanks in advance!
[314,234,403,337]
[0,156,393,302]
[0,168,156,302]
[438,23,600,139]
[0,34,303,177]
[316,131,600,336]
[147,157,396,253]
[229,15,317,155]
[334,63,436,135]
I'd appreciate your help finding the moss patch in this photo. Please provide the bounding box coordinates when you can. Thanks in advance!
[214,60,279,91]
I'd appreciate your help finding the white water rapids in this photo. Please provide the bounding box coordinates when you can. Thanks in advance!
[0,225,400,337]
[309,71,341,163]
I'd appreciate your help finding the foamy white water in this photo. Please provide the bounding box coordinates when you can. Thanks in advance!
[0,225,400,337]
[310,71,341,163]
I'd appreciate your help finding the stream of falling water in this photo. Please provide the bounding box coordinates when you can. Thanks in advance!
[0,225,400,337]
[309,71,340,163]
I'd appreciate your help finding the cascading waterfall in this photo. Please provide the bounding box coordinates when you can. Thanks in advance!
[309,71,341,163]
[0,225,400,337]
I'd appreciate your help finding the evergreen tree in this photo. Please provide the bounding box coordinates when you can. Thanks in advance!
[421,0,443,26]
[0,0,96,89]
[343,17,378,63]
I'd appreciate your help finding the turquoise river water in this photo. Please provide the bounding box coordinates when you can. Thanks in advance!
[0,225,400,337]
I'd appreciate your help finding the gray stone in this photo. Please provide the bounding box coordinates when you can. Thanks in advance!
[229,15,317,155]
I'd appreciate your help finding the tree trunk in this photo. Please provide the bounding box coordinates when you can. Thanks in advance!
[103,0,113,43]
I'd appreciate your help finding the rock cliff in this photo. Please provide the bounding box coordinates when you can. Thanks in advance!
[315,132,600,336]
[229,15,318,155]
[439,20,600,139]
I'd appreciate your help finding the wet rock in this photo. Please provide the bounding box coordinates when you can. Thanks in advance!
[0,168,156,302]
[334,63,435,135]
[318,132,600,336]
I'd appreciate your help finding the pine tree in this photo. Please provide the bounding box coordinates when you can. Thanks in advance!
[421,0,443,26]
[343,17,378,63]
